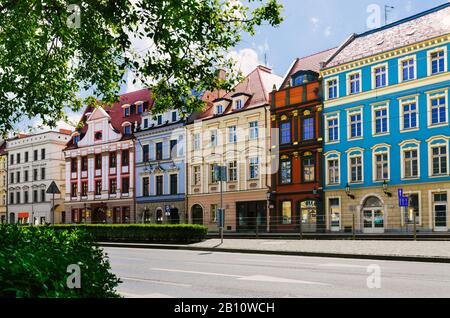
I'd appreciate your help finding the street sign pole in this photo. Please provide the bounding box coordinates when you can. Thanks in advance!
[52,192,55,225]
[46,181,61,226]
[220,176,223,244]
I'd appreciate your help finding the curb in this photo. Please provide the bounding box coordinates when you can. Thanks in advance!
[98,242,450,264]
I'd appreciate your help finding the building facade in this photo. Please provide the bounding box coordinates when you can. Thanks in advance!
[134,109,186,224]
[269,49,336,233]
[6,130,71,224]
[0,141,7,223]
[186,65,282,232]
[63,89,151,224]
[321,4,450,233]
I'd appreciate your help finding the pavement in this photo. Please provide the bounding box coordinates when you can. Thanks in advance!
[99,239,450,263]
[104,247,450,298]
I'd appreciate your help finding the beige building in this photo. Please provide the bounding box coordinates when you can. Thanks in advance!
[0,141,6,223]
[186,66,282,232]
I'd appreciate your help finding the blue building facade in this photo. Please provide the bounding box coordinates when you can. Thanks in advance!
[135,109,186,224]
[321,4,450,233]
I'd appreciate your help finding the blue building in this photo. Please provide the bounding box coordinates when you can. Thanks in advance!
[321,4,450,233]
[135,108,186,224]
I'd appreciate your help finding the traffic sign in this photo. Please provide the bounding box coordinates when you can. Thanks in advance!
[46,181,61,194]
[214,165,227,182]
[217,209,225,228]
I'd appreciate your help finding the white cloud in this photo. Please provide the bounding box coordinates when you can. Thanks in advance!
[324,26,332,37]
[310,17,320,31]
[227,48,263,76]
[405,1,413,13]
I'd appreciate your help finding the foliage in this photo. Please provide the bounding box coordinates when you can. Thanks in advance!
[0,0,283,133]
[51,224,208,243]
[0,225,121,298]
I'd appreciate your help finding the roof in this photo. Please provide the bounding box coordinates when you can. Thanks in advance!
[64,88,153,150]
[280,48,338,88]
[192,65,283,122]
[324,3,450,68]
[0,140,6,156]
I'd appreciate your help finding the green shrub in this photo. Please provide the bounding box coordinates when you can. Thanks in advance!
[0,225,121,298]
[51,224,208,243]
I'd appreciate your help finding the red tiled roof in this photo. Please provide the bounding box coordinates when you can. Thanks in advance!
[280,48,338,89]
[324,3,450,68]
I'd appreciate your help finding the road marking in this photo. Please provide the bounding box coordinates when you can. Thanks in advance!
[238,258,319,266]
[120,291,174,298]
[121,276,192,287]
[318,263,368,269]
[151,268,330,286]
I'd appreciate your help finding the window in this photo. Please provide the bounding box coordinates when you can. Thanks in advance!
[34,150,38,161]
[280,122,291,144]
[33,169,38,181]
[137,103,143,114]
[81,182,88,196]
[249,121,259,140]
[400,57,415,82]
[73,135,80,144]
[228,126,237,144]
[24,151,28,163]
[142,144,150,162]
[24,191,29,204]
[375,153,389,181]
[71,183,77,197]
[280,159,292,184]
[429,49,446,75]
[10,172,13,184]
[33,190,38,203]
[124,125,131,135]
[94,131,103,141]
[109,152,117,168]
[16,192,21,204]
[193,166,201,185]
[155,142,163,160]
[170,174,178,195]
[156,176,163,195]
[143,118,149,129]
[9,154,13,165]
[9,192,13,205]
[124,107,130,117]
[349,110,362,139]
[432,146,447,176]
[16,171,20,183]
[405,192,420,224]
[282,201,292,225]
[373,65,387,88]
[24,170,29,182]
[142,177,149,196]
[433,193,448,228]
[210,130,218,147]
[303,157,315,182]
[211,204,218,222]
[401,101,418,130]
[403,149,419,178]
[327,159,339,185]
[430,96,447,126]
[235,100,243,110]
[348,72,361,94]
[110,179,117,195]
[95,154,102,170]
[121,150,129,166]
[327,116,339,142]
[349,155,363,183]
[327,78,338,99]
[194,133,201,150]
[71,158,77,173]
[41,167,45,180]
[95,180,102,195]
[170,140,178,158]
[228,161,237,182]
[210,164,218,184]
[81,156,88,171]
[122,177,130,194]
[172,111,177,122]
[302,117,314,140]
[41,189,46,202]
[216,105,223,114]
[249,157,259,179]
[373,106,388,135]
[17,153,21,164]
[157,115,163,125]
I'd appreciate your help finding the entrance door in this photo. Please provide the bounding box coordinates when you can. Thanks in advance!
[434,203,448,231]
[236,201,267,232]
[300,200,317,233]
[191,205,203,225]
[329,198,341,232]
[363,208,385,234]
[92,207,107,224]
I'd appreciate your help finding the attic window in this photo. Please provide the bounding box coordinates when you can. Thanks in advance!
[216,105,223,114]
[124,106,130,117]
[73,134,80,144]
[94,131,103,141]
[124,124,131,135]
[235,100,243,110]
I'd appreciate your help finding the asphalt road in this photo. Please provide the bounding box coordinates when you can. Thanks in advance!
[104,247,450,298]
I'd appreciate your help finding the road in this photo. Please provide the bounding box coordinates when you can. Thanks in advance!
[104,247,450,298]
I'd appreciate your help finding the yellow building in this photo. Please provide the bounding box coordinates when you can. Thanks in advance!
[186,66,282,232]
[0,141,6,223]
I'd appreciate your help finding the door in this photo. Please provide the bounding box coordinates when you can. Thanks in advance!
[300,200,317,233]
[363,208,385,234]
[434,203,448,231]
[329,198,341,232]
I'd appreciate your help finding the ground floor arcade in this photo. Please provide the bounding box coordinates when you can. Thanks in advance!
[65,199,135,224]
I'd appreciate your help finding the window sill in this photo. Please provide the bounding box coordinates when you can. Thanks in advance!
[373,132,390,137]
[428,123,449,129]
[429,174,449,179]
[400,128,419,133]
[347,137,363,141]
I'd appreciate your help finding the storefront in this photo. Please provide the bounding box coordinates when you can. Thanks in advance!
[236,201,267,232]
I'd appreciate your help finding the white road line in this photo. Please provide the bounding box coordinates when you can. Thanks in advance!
[120,291,174,298]
[121,276,192,287]
[318,263,368,269]
[238,258,320,266]
[151,268,242,278]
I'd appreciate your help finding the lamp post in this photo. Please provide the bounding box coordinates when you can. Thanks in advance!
[345,183,355,200]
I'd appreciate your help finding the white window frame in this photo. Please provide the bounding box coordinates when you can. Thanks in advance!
[427,90,448,128]
[346,70,362,95]
[235,99,243,110]
[326,76,339,100]
[371,63,389,89]
[193,165,201,186]
[324,151,341,186]
[228,160,238,182]
[399,95,420,132]
[427,136,450,178]
[346,148,364,184]
[228,125,237,144]
[249,121,259,140]
[427,46,448,76]
[347,107,363,141]
[398,55,417,83]
[210,129,218,147]
[216,104,223,114]
[193,133,201,151]
[399,140,421,180]
[371,102,390,136]
[325,112,340,144]
[249,157,259,180]
[371,144,391,183]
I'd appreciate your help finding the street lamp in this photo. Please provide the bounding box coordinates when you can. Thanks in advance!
[382,180,392,197]
[345,183,355,200]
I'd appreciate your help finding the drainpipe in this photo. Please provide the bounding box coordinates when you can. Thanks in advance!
[264,104,271,233]
[5,149,8,224]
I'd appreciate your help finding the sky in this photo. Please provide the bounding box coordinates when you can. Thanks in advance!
[15,0,450,134]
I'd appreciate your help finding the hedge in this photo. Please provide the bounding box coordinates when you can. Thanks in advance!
[50,224,208,243]
[0,225,120,298]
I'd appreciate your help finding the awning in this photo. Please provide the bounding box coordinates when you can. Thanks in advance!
[18,212,29,218]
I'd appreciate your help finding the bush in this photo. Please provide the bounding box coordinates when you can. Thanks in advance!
[0,225,121,298]
[51,224,208,243]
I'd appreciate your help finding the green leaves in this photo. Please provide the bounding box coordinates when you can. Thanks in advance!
[0,0,282,134]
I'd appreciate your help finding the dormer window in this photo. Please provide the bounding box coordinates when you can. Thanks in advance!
[124,107,130,117]
[235,100,243,110]
[143,118,149,129]
[137,103,143,114]
[123,122,132,135]
[172,111,177,122]
[157,115,163,125]
[216,105,223,114]
[291,71,318,87]
[73,134,80,145]
[94,131,103,141]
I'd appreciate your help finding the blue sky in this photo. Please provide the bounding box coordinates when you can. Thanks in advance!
[15,0,449,134]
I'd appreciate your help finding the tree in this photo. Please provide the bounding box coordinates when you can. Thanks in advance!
[0,0,283,134]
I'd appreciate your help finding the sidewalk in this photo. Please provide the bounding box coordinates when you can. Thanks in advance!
[99,239,450,263]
